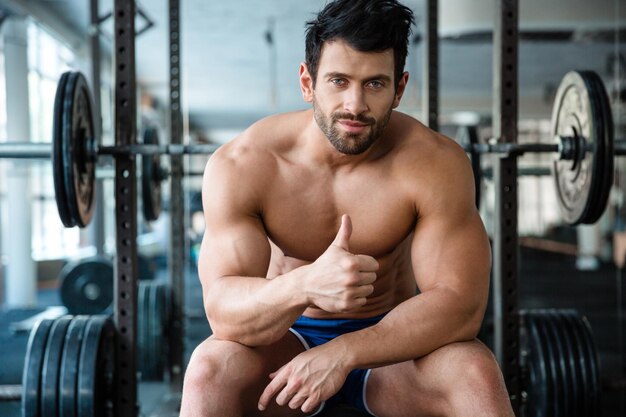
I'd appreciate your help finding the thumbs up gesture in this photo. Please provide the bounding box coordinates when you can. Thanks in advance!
[303,215,379,313]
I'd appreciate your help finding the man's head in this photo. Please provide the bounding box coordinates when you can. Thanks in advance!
[305,0,415,90]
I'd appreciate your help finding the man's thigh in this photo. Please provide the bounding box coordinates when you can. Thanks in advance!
[365,340,507,417]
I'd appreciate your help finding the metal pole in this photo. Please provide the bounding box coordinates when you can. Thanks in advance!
[168,0,185,389]
[422,0,438,131]
[89,0,106,255]
[493,0,521,413]
[113,0,138,415]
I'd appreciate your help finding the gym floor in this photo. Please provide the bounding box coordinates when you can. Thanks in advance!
[0,244,623,416]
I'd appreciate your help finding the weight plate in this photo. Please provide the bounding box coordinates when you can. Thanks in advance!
[41,316,73,417]
[575,314,601,416]
[59,316,90,417]
[22,318,55,417]
[551,70,610,225]
[61,71,97,228]
[535,311,561,417]
[560,311,591,416]
[522,312,550,416]
[554,311,582,417]
[153,283,165,379]
[142,127,162,222]
[543,311,570,417]
[77,315,116,417]
[53,72,74,227]
[550,310,582,417]
[585,72,614,223]
[59,257,114,315]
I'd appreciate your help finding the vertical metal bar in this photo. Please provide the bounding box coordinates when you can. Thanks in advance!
[422,0,438,131]
[114,1,138,415]
[493,0,520,413]
[168,0,185,389]
[89,0,105,255]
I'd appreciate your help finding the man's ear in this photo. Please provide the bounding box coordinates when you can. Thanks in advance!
[300,62,314,103]
[392,72,410,108]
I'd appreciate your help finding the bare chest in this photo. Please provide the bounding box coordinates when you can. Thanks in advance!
[261,166,415,261]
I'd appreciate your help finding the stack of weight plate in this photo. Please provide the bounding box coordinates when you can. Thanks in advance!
[520,309,600,417]
[22,315,115,417]
[138,281,171,381]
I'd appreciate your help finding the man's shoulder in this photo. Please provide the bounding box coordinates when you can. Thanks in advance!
[390,112,468,172]
[206,111,308,182]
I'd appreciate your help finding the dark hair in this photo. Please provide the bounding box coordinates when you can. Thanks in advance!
[305,0,415,89]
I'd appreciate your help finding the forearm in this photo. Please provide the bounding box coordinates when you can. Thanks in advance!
[205,267,310,346]
[333,286,485,369]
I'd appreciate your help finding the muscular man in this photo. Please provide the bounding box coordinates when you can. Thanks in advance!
[181,1,514,416]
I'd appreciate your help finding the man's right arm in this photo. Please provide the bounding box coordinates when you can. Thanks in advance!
[200,146,378,347]
[198,148,310,346]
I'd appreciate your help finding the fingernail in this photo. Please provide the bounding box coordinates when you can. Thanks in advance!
[258,404,265,411]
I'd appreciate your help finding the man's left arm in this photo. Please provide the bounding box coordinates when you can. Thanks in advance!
[334,141,491,368]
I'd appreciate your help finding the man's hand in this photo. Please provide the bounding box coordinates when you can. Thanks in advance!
[258,344,349,413]
[303,215,379,312]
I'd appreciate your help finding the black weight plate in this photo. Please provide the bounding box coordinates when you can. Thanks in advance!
[576,314,601,416]
[534,311,561,417]
[62,71,96,228]
[59,257,114,315]
[585,71,614,223]
[544,311,570,417]
[41,316,73,417]
[59,316,90,417]
[77,315,116,417]
[142,127,162,222]
[551,71,604,225]
[561,311,592,416]
[552,310,583,417]
[523,312,551,416]
[22,319,55,417]
[53,72,74,227]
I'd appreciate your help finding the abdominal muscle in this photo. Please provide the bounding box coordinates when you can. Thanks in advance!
[266,237,417,320]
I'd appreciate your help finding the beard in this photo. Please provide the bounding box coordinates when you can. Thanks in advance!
[313,100,393,155]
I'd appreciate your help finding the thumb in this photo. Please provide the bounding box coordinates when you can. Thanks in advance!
[332,214,352,250]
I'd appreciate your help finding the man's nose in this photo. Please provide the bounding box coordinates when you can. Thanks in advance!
[343,87,368,116]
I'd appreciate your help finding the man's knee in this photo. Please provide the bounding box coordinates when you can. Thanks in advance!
[184,338,265,394]
[437,341,507,394]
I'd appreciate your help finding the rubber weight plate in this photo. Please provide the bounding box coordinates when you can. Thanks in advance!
[543,311,570,417]
[142,127,163,222]
[570,312,601,416]
[521,312,551,417]
[22,319,55,417]
[61,71,97,228]
[41,316,73,417]
[59,316,90,417]
[585,71,614,223]
[552,311,582,417]
[53,72,73,227]
[77,315,115,417]
[138,281,148,379]
[551,70,611,225]
[59,257,113,315]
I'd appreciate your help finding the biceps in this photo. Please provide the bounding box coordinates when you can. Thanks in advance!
[411,212,491,292]
[198,218,271,283]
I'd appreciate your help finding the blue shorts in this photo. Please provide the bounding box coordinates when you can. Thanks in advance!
[288,314,386,417]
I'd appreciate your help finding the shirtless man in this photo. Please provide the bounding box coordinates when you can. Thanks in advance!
[180,0,514,416]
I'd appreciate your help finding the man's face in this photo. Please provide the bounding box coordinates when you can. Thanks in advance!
[301,40,407,155]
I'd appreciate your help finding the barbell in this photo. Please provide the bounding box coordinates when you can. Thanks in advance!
[458,70,620,225]
[0,71,217,227]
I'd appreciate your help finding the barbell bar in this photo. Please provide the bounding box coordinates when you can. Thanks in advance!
[0,142,220,159]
